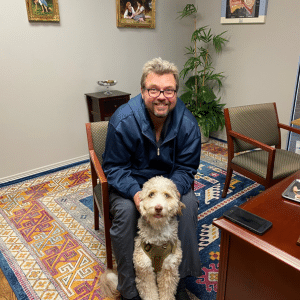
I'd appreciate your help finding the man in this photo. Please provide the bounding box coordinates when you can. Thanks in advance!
[103,57,201,300]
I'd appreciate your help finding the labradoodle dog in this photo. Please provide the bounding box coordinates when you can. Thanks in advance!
[99,176,185,300]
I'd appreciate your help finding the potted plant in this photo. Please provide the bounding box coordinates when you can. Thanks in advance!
[178,4,228,142]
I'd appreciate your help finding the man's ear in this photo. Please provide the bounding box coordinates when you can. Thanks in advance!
[141,88,144,99]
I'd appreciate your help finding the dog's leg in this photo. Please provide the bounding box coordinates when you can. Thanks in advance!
[133,241,159,300]
[157,267,179,300]
[135,267,159,300]
[157,243,182,300]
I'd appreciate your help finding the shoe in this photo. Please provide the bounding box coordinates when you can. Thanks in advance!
[120,295,141,300]
[175,278,191,300]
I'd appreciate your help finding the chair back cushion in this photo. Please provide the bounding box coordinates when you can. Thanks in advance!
[228,103,280,153]
[90,121,109,165]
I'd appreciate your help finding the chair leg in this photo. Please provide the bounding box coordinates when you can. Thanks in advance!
[104,225,113,269]
[222,167,233,198]
[90,161,100,230]
[93,198,100,230]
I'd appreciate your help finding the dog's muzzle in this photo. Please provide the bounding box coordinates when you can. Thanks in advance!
[141,241,177,273]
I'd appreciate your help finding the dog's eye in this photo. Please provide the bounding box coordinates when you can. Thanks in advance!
[149,192,155,198]
[164,193,170,198]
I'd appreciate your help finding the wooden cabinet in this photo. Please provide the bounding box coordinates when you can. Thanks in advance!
[85,90,130,122]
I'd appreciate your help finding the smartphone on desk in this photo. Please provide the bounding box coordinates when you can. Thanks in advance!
[223,206,272,235]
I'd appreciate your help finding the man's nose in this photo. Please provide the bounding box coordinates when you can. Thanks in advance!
[157,91,167,99]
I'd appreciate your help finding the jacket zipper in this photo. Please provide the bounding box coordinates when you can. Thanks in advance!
[142,132,173,157]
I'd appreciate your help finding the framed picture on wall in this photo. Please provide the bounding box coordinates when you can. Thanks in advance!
[220,0,268,24]
[116,0,156,28]
[25,0,60,22]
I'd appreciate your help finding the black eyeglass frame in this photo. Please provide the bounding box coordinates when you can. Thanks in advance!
[144,88,177,99]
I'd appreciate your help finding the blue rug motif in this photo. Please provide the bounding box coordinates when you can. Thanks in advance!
[185,160,264,300]
[80,196,94,212]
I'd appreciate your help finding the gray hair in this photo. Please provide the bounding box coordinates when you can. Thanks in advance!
[140,57,179,91]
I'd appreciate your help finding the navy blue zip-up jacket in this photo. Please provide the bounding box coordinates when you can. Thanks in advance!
[102,93,201,199]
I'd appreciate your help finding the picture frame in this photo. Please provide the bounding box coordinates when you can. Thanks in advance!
[25,0,60,22]
[282,179,300,203]
[116,0,156,29]
[287,56,300,153]
[220,0,268,24]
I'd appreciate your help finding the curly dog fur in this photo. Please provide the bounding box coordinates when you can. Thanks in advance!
[99,176,185,300]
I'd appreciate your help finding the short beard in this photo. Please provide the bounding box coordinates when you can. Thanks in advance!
[153,110,169,118]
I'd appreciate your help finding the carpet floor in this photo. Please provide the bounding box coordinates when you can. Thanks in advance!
[0,139,263,299]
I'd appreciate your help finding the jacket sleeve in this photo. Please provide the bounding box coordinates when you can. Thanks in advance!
[169,119,201,196]
[102,122,141,200]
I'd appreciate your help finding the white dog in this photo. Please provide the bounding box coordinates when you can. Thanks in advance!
[99,176,185,300]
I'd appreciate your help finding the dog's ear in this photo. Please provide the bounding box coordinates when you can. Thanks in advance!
[177,201,186,216]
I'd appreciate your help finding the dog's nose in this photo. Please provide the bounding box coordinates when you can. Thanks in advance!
[155,204,163,213]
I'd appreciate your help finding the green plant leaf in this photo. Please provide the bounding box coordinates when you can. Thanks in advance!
[213,32,228,53]
[191,26,213,43]
[177,4,197,19]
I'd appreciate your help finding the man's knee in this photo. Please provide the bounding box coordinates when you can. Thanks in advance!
[110,193,139,226]
[181,189,199,212]
[117,200,137,219]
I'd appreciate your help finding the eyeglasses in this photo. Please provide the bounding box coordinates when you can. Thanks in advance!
[145,88,177,99]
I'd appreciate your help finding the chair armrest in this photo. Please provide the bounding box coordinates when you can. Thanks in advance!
[89,150,108,184]
[229,130,276,181]
[89,149,110,216]
[278,123,300,135]
[229,130,276,153]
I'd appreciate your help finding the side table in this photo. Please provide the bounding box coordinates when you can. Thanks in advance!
[85,90,131,122]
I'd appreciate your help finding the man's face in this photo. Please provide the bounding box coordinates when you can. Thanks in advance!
[141,72,177,120]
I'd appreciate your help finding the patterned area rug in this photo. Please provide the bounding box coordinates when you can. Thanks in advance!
[0,139,264,300]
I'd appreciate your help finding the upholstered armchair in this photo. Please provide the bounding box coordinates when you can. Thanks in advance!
[222,102,300,198]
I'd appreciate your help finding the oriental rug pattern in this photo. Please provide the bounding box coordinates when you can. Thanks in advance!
[0,139,263,300]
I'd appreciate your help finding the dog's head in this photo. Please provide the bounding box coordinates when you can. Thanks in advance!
[139,176,186,227]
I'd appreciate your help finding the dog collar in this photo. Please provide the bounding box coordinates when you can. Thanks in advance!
[141,241,177,273]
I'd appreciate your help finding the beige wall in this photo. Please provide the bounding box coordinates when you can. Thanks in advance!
[0,0,194,182]
[196,0,300,142]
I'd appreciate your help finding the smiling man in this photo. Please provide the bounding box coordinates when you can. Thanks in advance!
[102,57,202,300]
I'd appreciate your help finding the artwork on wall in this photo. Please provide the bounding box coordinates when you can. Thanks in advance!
[221,0,268,24]
[287,57,300,153]
[25,0,60,22]
[116,0,155,28]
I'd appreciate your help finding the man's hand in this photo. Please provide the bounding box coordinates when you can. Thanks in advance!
[133,192,141,212]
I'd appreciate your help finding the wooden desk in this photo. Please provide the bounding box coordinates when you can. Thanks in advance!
[213,171,300,300]
[85,90,130,122]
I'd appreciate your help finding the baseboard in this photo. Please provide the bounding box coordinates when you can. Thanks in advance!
[0,155,90,187]
[210,131,227,143]
[210,136,227,143]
